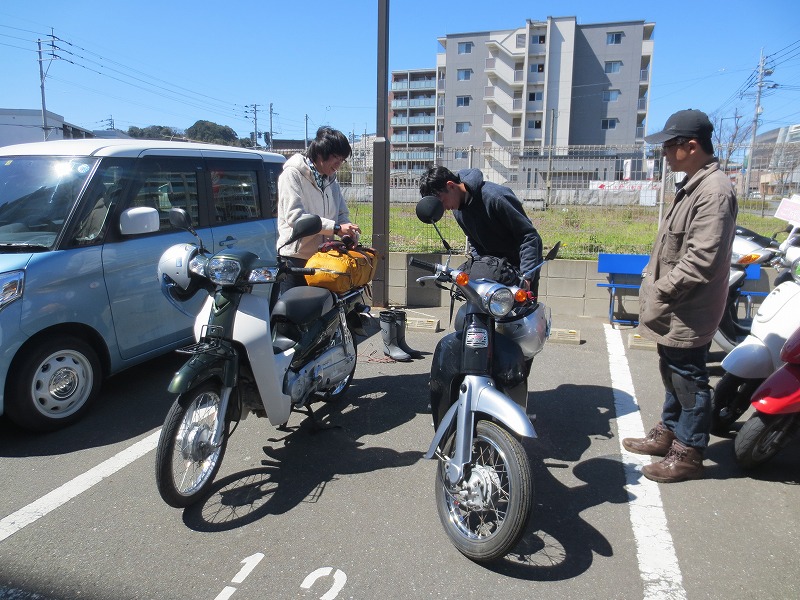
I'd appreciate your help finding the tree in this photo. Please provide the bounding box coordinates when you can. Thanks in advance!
[710,110,751,173]
[185,121,241,146]
[127,125,183,140]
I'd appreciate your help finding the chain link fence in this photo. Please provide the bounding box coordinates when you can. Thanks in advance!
[339,142,798,259]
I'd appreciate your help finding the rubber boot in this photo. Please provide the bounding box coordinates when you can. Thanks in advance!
[622,421,676,457]
[392,310,423,359]
[642,439,705,483]
[380,311,411,362]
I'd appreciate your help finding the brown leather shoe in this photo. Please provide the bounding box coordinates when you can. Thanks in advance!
[622,422,676,456]
[642,440,705,483]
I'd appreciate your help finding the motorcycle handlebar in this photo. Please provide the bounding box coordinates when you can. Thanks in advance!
[408,257,437,273]
[288,267,317,275]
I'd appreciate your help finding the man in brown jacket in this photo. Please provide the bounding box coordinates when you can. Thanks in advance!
[622,109,737,483]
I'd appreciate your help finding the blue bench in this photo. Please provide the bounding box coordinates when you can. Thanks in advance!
[738,263,768,319]
[597,253,649,325]
[597,254,766,326]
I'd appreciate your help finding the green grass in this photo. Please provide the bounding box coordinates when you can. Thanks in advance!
[347,202,788,260]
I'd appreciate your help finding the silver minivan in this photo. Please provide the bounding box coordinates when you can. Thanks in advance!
[0,138,284,431]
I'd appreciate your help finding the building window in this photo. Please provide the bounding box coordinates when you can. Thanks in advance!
[456,95,471,107]
[530,63,545,73]
[532,34,546,44]
[458,41,473,54]
[607,32,623,45]
[601,119,618,130]
[528,91,543,102]
[456,122,470,133]
[516,34,526,48]
[454,150,469,159]
[528,120,542,129]
[604,61,623,74]
[602,89,621,102]
[457,69,472,81]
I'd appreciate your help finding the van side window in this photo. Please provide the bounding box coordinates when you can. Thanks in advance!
[211,170,261,222]
[73,163,131,245]
[132,167,201,231]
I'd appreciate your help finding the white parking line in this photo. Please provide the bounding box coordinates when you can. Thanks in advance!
[604,325,687,600]
[0,430,160,544]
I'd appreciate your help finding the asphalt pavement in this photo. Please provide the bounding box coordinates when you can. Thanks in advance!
[1,304,798,600]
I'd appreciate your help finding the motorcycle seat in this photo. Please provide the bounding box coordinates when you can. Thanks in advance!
[272,286,335,325]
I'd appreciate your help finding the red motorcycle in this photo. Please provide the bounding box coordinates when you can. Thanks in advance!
[735,322,800,469]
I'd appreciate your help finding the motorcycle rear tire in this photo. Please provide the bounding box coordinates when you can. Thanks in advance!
[711,374,761,436]
[734,412,797,470]
[155,382,230,508]
[435,420,533,562]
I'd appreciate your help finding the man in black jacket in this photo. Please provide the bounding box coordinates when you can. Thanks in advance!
[419,166,543,296]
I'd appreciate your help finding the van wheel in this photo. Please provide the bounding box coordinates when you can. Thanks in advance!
[6,336,102,432]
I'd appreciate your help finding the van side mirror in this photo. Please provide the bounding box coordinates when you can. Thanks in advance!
[119,207,160,235]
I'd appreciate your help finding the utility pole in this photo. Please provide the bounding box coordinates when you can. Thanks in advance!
[305,114,309,151]
[245,104,260,149]
[372,0,390,307]
[37,33,56,141]
[269,103,275,151]
[744,49,772,208]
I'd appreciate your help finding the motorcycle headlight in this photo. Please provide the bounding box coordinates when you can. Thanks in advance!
[483,285,515,317]
[206,257,242,285]
[0,270,24,312]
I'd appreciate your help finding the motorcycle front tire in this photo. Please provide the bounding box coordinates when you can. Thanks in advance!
[734,412,797,470]
[435,420,533,562]
[155,382,230,508]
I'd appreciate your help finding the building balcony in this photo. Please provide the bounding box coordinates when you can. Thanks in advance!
[391,98,436,109]
[484,86,523,113]
[637,97,647,112]
[482,113,521,141]
[485,38,525,58]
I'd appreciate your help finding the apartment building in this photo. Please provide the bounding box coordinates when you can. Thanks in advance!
[390,16,655,188]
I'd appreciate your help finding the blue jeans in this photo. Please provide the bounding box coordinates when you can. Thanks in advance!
[657,343,712,450]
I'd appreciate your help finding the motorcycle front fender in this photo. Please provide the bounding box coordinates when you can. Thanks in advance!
[720,335,775,380]
[168,352,227,394]
[750,363,800,415]
[425,376,537,460]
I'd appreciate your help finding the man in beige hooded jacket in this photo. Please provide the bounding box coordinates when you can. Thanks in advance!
[623,109,737,483]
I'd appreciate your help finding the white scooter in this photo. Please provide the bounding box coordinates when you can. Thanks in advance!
[711,257,800,435]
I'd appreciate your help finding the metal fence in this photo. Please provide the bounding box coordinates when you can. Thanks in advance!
[340,142,799,258]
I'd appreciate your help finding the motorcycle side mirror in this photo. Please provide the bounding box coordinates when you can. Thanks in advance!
[415,195,451,253]
[286,214,322,246]
[416,195,445,224]
[169,207,193,231]
[168,207,206,253]
[544,241,561,262]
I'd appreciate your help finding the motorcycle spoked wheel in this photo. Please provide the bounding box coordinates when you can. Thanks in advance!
[155,382,231,508]
[319,327,358,403]
[734,412,798,470]
[710,374,762,436]
[435,420,533,562]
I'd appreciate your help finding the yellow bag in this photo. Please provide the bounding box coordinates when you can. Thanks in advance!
[305,243,377,293]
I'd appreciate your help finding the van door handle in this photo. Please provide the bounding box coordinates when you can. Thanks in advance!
[219,236,236,247]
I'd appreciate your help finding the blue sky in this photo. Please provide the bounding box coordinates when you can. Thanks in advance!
[2,0,799,142]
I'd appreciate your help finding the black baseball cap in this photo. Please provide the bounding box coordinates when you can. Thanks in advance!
[645,109,713,144]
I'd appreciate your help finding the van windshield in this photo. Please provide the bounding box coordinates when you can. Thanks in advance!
[0,156,97,249]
